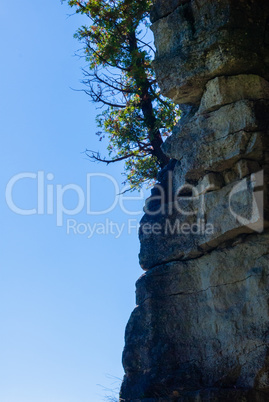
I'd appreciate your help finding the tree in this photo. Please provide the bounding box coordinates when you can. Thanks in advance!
[65,0,180,189]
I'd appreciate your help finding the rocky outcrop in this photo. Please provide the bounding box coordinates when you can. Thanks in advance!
[151,0,269,105]
[122,233,269,401]
[121,0,269,400]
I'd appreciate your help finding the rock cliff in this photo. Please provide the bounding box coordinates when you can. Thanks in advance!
[121,0,269,400]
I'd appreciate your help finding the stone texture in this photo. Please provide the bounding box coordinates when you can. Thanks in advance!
[198,75,269,114]
[151,0,188,23]
[122,233,269,401]
[121,1,269,400]
[235,159,261,180]
[139,173,266,270]
[197,172,224,194]
[162,98,269,186]
[151,0,269,105]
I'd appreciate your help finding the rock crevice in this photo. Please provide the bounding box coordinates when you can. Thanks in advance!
[121,0,269,400]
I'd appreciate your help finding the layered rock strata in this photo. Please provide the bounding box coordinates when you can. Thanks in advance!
[121,0,269,400]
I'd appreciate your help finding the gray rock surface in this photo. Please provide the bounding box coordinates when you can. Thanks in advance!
[198,75,269,114]
[163,99,269,170]
[121,0,269,400]
[139,172,266,270]
[151,0,269,105]
[122,233,269,400]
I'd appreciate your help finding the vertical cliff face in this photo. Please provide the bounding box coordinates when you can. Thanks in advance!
[121,0,269,400]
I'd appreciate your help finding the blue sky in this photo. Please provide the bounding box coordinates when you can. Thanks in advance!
[0,2,149,401]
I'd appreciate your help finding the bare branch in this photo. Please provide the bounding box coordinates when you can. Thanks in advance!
[85,149,151,164]
[137,38,155,54]
[82,68,133,94]
[87,86,126,107]
[85,150,137,164]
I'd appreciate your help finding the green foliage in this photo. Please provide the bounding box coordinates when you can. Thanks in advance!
[65,0,180,189]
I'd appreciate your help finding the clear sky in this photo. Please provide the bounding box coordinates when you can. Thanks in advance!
[0,2,150,401]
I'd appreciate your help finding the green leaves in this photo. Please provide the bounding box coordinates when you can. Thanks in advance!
[64,0,180,189]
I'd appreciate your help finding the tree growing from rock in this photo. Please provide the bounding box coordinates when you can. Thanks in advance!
[65,0,180,189]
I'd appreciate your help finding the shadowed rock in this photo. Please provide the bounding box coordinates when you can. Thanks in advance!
[121,0,269,400]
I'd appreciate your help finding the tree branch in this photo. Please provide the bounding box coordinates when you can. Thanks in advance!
[85,150,137,164]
